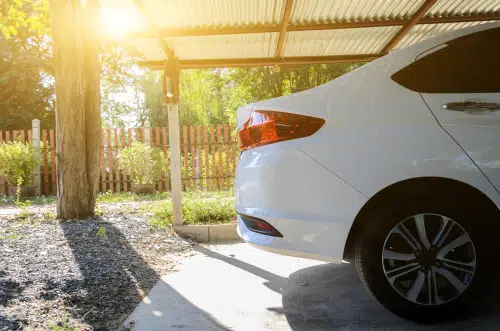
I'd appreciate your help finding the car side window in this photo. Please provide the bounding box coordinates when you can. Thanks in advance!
[391,27,500,94]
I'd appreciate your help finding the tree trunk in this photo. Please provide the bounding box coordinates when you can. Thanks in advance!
[51,0,101,219]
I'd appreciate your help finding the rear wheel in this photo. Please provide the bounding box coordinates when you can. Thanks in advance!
[355,192,493,322]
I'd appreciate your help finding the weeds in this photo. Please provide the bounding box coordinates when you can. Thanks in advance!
[149,200,173,229]
[0,191,170,207]
[0,231,22,240]
[148,191,235,228]
[2,190,236,227]
[41,211,57,222]
[183,194,235,224]
[94,205,104,216]
[0,194,56,206]
[96,226,108,239]
[97,191,171,204]
[15,179,33,221]
[1,190,232,206]
[51,308,76,331]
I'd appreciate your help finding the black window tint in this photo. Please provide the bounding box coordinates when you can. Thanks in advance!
[391,27,500,93]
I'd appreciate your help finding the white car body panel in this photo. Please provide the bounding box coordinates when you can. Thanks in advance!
[423,93,500,192]
[236,142,367,263]
[235,22,500,263]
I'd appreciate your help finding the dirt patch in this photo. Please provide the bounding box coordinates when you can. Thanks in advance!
[0,205,194,330]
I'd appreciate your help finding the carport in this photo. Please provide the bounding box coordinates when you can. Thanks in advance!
[102,0,500,226]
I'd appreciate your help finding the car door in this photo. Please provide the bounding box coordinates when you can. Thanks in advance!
[391,26,500,190]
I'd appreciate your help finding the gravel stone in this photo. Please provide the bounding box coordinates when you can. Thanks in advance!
[0,204,193,330]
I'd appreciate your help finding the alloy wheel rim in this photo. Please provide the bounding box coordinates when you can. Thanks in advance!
[382,213,476,305]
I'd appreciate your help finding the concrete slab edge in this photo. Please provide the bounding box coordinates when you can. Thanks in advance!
[174,223,240,242]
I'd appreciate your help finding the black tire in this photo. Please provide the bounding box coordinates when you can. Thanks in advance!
[355,189,494,323]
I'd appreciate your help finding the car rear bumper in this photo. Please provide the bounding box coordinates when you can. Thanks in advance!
[235,142,368,262]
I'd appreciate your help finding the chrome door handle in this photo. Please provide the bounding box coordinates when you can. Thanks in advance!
[443,101,500,114]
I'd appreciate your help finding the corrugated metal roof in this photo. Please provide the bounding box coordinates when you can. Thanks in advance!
[166,33,279,59]
[283,26,399,56]
[291,0,421,24]
[145,0,284,29]
[128,33,279,59]
[100,0,500,64]
[395,20,493,49]
[426,0,500,17]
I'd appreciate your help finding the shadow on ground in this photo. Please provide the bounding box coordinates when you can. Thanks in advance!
[56,219,229,330]
[196,246,500,331]
[0,270,24,330]
[280,264,500,330]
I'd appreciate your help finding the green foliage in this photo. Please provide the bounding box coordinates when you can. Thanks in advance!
[0,0,49,39]
[41,210,56,222]
[15,181,32,220]
[181,149,236,189]
[0,141,37,186]
[0,194,55,206]
[148,191,235,228]
[13,178,34,221]
[142,71,165,127]
[94,205,104,216]
[96,226,108,239]
[97,190,171,204]
[0,34,55,130]
[118,141,168,185]
[182,193,235,224]
[51,307,75,331]
[52,325,76,331]
[149,199,173,229]
[100,44,148,128]
[0,1,53,130]
[0,229,22,240]
[144,64,362,128]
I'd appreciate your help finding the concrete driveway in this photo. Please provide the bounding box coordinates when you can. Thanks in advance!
[124,242,500,330]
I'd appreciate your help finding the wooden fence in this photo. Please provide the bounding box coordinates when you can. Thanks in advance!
[0,123,239,195]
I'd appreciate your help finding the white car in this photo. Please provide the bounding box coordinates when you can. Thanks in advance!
[235,22,500,322]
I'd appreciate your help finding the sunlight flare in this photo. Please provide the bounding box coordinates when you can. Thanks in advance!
[100,6,145,37]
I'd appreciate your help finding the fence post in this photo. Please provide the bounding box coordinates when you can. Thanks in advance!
[144,121,152,188]
[144,120,151,147]
[168,104,183,226]
[32,119,41,196]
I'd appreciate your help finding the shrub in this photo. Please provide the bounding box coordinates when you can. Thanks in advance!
[118,142,167,185]
[0,141,38,187]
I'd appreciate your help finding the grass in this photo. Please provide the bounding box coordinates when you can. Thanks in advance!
[96,191,172,203]
[1,190,236,227]
[0,191,172,207]
[149,191,236,228]
[0,194,56,206]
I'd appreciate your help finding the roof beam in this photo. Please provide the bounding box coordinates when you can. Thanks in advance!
[126,13,500,39]
[380,0,438,54]
[137,54,382,70]
[275,0,295,59]
[131,0,173,56]
[421,13,500,24]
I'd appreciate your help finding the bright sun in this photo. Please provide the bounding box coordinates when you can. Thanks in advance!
[100,6,144,37]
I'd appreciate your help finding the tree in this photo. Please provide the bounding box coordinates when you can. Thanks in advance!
[0,33,54,130]
[0,0,49,38]
[50,0,100,219]
[0,0,54,130]
[100,43,148,128]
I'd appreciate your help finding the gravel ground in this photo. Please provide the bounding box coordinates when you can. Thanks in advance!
[0,203,194,331]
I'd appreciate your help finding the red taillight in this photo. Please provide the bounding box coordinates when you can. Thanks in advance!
[238,110,325,151]
[254,221,275,231]
[239,213,283,237]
